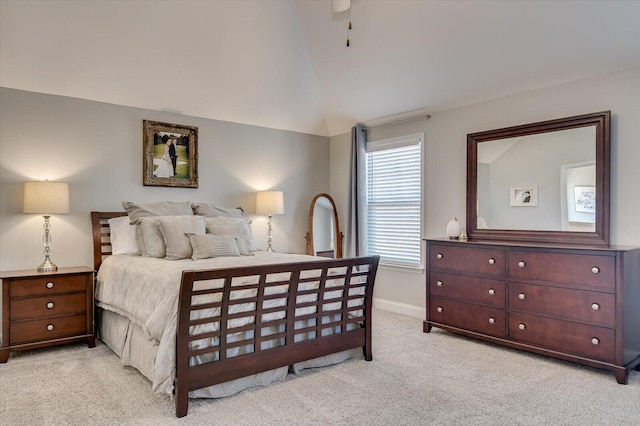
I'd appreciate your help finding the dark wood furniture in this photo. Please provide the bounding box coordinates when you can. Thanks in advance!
[91,211,379,417]
[305,193,344,258]
[467,111,610,246]
[424,238,640,383]
[0,266,95,362]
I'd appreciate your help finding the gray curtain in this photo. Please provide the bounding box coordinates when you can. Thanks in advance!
[345,123,367,258]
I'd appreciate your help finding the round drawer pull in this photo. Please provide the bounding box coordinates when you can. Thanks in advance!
[518,323,526,330]
[591,303,600,311]
[436,280,443,287]
[46,282,54,289]
[436,306,443,313]
[46,302,54,309]
[591,266,600,274]
[46,324,54,331]
[518,261,526,268]
[488,288,495,295]
[488,317,495,324]
[591,337,600,346]
[436,253,443,260]
[488,258,495,265]
[518,293,526,300]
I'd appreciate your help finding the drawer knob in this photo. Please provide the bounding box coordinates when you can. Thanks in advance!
[436,253,443,260]
[488,258,495,265]
[46,282,54,289]
[591,266,600,274]
[518,261,526,268]
[46,302,54,309]
[488,317,495,324]
[518,293,526,300]
[436,280,443,287]
[488,288,495,295]
[436,306,443,313]
[518,323,526,330]
[591,303,600,311]
[46,324,54,331]
[591,337,600,346]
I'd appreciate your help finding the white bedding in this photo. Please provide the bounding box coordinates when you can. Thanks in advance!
[95,251,338,396]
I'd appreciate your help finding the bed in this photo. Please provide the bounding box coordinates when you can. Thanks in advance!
[91,210,379,417]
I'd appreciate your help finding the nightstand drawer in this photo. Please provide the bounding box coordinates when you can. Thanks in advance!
[10,314,87,345]
[9,275,87,298]
[10,293,87,321]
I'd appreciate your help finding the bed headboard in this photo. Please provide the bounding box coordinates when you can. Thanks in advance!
[91,211,127,271]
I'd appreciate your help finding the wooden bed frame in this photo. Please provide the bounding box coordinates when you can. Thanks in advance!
[91,211,379,417]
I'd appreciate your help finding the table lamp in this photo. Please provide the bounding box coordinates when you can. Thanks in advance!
[255,190,284,252]
[23,181,70,271]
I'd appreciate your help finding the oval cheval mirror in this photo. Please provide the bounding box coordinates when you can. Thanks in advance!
[305,193,344,258]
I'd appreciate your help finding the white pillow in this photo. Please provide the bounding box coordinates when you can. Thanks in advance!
[122,201,194,224]
[186,233,240,259]
[158,216,207,260]
[108,216,140,255]
[192,202,243,218]
[205,216,257,252]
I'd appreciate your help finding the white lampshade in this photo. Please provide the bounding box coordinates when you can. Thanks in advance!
[23,181,70,214]
[331,0,350,12]
[256,191,284,215]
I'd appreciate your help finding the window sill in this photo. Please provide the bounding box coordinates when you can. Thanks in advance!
[379,262,424,274]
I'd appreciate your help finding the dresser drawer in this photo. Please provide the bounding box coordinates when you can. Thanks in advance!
[10,292,87,321]
[508,251,615,289]
[430,244,506,276]
[430,297,505,338]
[10,314,87,345]
[508,312,614,363]
[9,275,88,298]
[430,272,505,307]
[509,282,615,327]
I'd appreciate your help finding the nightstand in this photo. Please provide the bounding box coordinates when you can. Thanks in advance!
[0,266,95,362]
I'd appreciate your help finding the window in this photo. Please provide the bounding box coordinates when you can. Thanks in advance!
[365,133,422,268]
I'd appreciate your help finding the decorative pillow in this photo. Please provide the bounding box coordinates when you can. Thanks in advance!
[186,233,240,260]
[193,202,243,218]
[137,217,166,258]
[122,201,194,224]
[158,216,206,260]
[234,237,251,256]
[108,216,140,255]
[205,216,257,252]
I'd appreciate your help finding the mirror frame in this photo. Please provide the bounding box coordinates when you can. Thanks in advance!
[467,111,610,246]
[305,193,344,258]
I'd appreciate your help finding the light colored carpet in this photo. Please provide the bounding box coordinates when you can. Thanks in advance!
[1,309,639,425]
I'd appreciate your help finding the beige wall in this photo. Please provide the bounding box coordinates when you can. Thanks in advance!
[330,67,640,318]
[0,88,330,271]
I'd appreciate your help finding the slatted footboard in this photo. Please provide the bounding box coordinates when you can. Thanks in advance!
[175,256,378,417]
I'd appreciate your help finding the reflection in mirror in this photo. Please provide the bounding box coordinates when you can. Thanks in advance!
[467,111,610,246]
[305,193,344,258]
[476,126,595,231]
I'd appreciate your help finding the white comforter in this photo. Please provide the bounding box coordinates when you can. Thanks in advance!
[95,251,325,395]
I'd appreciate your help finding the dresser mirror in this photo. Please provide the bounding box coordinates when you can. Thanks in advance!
[305,193,344,258]
[467,111,610,246]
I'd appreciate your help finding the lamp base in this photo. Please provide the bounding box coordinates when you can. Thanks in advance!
[37,257,58,272]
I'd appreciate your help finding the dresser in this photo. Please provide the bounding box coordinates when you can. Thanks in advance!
[424,238,640,383]
[0,266,95,362]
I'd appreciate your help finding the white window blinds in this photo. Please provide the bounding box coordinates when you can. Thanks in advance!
[365,133,422,267]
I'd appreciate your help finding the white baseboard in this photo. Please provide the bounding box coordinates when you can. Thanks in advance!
[372,298,425,319]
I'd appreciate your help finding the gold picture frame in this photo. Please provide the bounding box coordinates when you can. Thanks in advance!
[143,120,198,188]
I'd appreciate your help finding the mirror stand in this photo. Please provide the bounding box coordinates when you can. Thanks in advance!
[305,193,344,258]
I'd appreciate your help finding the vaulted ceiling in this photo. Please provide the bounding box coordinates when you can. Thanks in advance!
[2,0,639,137]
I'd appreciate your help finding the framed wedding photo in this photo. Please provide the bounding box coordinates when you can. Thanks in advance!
[143,120,198,188]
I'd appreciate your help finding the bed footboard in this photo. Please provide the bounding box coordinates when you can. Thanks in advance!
[175,256,379,417]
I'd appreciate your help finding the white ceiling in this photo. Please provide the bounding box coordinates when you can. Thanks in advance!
[1,0,639,137]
